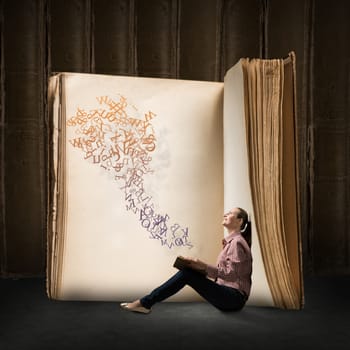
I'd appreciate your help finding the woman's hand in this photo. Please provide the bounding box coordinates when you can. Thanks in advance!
[184,257,207,272]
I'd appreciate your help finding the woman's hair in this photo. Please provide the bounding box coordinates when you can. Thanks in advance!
[236,207,252,248]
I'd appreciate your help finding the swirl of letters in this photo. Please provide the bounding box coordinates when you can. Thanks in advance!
[66,94,192,249]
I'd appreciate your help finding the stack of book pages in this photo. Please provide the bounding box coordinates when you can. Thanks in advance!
[47,52,303,309]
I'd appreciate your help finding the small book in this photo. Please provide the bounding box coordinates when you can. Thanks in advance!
[173,256,191,270]
[173,256,206,275]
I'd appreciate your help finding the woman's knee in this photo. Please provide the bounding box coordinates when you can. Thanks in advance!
[181,267,200,278]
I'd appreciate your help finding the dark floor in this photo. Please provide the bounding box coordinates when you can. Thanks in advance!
[1,275,349,350]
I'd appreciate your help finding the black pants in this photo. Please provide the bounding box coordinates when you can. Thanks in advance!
[140,268,247,311]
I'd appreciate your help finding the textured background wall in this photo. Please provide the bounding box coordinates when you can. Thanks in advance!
[0,0,349,277]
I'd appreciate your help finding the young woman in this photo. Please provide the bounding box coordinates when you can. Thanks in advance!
[120,207,252,314]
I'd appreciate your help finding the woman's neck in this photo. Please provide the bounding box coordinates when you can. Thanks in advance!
[226,228,240,235]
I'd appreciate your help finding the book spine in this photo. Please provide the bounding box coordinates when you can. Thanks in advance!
[93,0,136,76]
[2,0,46,275]
[46,74,59,298]
[135,0,178,78]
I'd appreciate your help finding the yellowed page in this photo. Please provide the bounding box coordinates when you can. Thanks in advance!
[224,62,274,307]
[57,73,224,301]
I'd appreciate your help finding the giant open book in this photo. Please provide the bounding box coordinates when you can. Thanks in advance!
[47,52,303,309]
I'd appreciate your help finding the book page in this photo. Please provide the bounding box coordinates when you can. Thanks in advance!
[224,62,274,306]
[57,73,224,301]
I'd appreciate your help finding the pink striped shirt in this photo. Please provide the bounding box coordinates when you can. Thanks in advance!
[206,231,252,298]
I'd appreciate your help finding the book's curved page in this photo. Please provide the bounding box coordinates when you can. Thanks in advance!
[49,73,224,301]
[223,63,274,307]
[240,54,303,309]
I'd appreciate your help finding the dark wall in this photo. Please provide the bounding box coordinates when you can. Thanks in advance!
[0,0,349,277]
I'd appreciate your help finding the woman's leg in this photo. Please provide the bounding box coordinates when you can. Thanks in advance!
[140,268,246,311]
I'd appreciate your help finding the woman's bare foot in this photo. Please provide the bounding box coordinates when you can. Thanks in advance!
[126,300,142,308]
[120,299,151,314]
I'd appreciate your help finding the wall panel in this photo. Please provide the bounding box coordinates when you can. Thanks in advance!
[266,0,313,273]
[0,0,349,276]
[178,0,221,81]
[136,0,178,78]
[221,0,262,80]
[2,0,46,275]
[312,0,350,274]
[93,0,136,75]
[0,0,5,275]
[313,178,348,273]
[49,0,92,73]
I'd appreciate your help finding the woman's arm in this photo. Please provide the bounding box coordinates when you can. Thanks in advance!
[181,257,208,273]
[206,240,251,282]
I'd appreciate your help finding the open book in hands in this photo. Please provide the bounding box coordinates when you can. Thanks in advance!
[173,256,207,275]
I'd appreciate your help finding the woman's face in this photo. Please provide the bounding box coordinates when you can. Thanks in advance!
[222,208,242,231]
